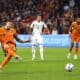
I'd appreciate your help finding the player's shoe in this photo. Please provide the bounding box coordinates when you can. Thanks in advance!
[67,53,71,59]
[41,57,44,61]
[15,55,22,61]
[41,58,44,61]
[74,54,77,60]
[0,65,2,72]
[32,57,35,61]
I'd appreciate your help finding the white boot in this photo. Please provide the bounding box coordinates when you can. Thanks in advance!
[15,55,22,61]
[74,54,77,60]
[32,55,35,61]
[67,53,71,59]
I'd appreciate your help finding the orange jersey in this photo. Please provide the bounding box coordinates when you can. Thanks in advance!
[71,21,80,36]
[0,28,17,45]
[71,21,80,42]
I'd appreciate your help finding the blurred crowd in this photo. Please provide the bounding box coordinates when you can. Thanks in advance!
[0,0,80,34]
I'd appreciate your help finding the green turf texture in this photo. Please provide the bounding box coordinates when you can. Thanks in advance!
[0,48,80,80]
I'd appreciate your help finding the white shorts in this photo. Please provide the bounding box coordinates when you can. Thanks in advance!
[31,35,43,45]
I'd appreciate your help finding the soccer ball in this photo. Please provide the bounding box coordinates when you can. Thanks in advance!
[65,63,74,72]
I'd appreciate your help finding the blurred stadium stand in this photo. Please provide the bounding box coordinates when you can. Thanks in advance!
[0,0,80,34]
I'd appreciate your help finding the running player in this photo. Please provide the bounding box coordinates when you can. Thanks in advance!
[67,18,80,59]
[0,22,30,71]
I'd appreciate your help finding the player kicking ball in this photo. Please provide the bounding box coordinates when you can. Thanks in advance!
[0,22,30,72]
[30,13,49,61]
[67,18,80,60]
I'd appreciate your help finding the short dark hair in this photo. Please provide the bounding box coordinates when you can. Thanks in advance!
[36,12,43,18]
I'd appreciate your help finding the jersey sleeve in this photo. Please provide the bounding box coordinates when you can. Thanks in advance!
[43,22,47,28]
[30,21,34,28]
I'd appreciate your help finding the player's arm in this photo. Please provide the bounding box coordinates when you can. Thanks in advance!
[43,23,50,34]
[69,23,74,34]
[14,35,30,43]
[30,22,34,34]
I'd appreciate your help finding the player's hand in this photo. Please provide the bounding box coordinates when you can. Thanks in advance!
[69,32,71,38]
[23,37,31,43]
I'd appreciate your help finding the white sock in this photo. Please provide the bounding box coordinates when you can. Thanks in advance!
[74,54,77,60]
[32,45,36,60]
[39,44,44,60]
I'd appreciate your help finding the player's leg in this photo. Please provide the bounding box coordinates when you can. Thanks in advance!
[3,48,8,57]
[0,43,22,71]
[69,42,74,53]
[0,54,12,71]
[3,49,22,60]
[32,45,36,60]
[0,45,13,71]
[12,46,22,60]
[38,36,44,60]
[1,44,7,57]
[2,44,21,60]
[0,48,16,68]
[67,34,75,59]
[74,42,79,60]
[31,36,36,60]
[0,46,22,71]
[67,42,74,59]
[39,44,44,60]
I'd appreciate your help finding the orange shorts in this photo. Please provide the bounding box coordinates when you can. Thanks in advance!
[2,43,16,57]
[71,33,80,43]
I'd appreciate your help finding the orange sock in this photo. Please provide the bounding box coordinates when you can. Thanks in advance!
[0,54,12,68]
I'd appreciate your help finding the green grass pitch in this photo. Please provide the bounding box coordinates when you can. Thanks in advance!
[0,48,80,80]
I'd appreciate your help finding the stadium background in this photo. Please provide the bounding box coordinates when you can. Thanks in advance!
[0,0,80,47]
[16,35,70,47]
[0,0,80,80]
[0,0,80,34]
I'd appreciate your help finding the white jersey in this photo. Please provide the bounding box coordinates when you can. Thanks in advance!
[30,20,47,35]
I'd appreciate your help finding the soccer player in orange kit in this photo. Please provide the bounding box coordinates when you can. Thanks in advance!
[0,22,30,71]
[67,18,80,59]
